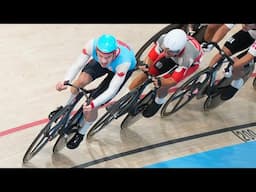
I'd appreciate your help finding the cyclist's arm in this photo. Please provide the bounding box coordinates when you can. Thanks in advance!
[91,62,131,108]
[233,41,256,71]
[160,76,177,87]
[211,24,234,44]
[64,39,93,82]
[208,24,235,68]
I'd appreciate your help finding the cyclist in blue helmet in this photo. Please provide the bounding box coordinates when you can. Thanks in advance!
[55,33,136,149]
[97,34,117,53]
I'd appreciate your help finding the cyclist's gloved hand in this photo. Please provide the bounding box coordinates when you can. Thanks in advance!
[201,42,214,52]
[83,101,94,112]
[56,81,68,91]
[223,65,233,78]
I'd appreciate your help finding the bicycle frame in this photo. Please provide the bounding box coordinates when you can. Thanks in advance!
[107,73,154,118]
[202,43,234,97]
[160,42,234,117]
[86,71,160,139]
[23,81,93,163]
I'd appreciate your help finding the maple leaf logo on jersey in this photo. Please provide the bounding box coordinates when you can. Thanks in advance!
[117,72,125,77]
[82,48,87,55]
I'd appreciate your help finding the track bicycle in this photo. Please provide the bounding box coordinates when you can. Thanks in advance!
[160,42,233,117]
[160,42,255,117]
[86,60,179,139]
[85,70,157,139]
[203,50,255,110]
[22,81,95,163]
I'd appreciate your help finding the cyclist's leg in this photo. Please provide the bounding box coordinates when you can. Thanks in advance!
[203,24,223,43]
[129,71,148,90]
[219,32,254,100]
[49,65,94,120]
[138,54,178,117]
[130,43,158,90]
[143,62,201,118]
[221,51,254,100]
[66,60,111,149]
[68,66,135,147]
[49,69,93,120]
[142,75,173,118]
[86,69,136,139]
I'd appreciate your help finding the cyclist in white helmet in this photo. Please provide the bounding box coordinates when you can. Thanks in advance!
[55,34,136,149]
[129,28,204,117]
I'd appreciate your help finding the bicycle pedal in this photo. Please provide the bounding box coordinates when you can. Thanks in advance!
[48,106,63,120]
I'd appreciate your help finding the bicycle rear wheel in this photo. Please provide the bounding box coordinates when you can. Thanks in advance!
[121,90,155,129]
[23,106,70,163]
[52,107,83,153]
[52,135,67,154]
[160,70,210,117]
[52,127,77,153]
[136,24,183,65]
[86,90,140,139]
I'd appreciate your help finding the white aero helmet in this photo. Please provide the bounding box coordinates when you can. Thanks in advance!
[163,29,187,54]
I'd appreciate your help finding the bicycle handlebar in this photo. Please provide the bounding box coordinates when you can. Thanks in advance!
[63,80,94,102]
[137,61,179,88]
[207,42,234,65]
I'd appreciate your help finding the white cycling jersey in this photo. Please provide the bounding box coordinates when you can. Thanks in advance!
[63,38,136,108]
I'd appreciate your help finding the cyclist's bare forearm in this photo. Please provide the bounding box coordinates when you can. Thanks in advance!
[160,77,177,87]
[129,72,147,90]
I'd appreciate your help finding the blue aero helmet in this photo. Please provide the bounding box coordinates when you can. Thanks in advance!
[96,34,118,53]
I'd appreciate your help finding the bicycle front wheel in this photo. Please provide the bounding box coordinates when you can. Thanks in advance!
[23,106,69,163]
[52,126,77,153]
[121,90,155,129]
[86,112,114,140]
[86,89,141,139]
[160,70,210,117]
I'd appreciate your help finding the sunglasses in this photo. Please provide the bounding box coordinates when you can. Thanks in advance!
[164,48,181,55]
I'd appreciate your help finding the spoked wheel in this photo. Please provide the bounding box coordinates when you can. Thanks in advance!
[121,90,155,129]
[160,70,210,117]
[23,106,69,163]
[86,112,115,140]
[52,125,78,153]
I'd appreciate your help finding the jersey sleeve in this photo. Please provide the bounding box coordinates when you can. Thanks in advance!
[248,41,256,57]
[63,39,93,82]
[92,62,131,108]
